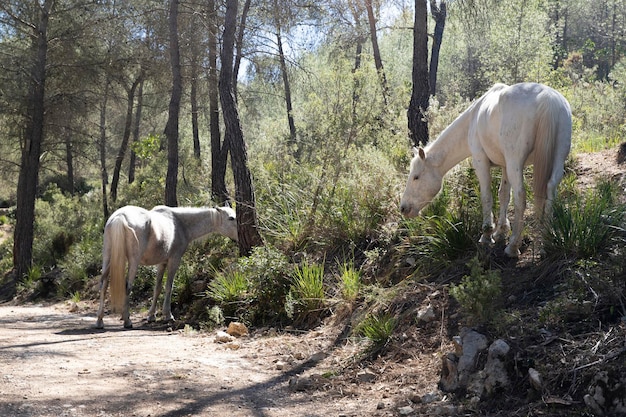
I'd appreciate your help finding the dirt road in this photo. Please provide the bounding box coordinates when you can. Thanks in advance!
[0,303,406,417]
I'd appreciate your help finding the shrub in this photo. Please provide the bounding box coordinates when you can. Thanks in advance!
[339,260,361,302]
[286,261,326,325]
[206,267,249,320]
[356,312,396,356]
[237,245,292,325]
[450,256,502,324]
[543,179,624,259]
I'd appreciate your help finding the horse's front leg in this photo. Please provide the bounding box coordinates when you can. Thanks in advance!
[472,157,495,245]
[493,170,511,242]
[96,265,109,329]
[162,258,182,323]
[147,264,166,322]
[505,166,526,258]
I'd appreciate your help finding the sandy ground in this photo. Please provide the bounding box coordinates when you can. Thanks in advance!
[0,302,422,417]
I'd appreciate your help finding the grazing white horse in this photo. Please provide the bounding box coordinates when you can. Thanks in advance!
[96,205,238,329]
[400,83,572,257]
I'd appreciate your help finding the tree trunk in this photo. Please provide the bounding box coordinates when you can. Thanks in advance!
[364,0,389,105]
[64,126,74,195]
[276,28,297,155]
[429,0,446,96]
[129,78,144,184]
[13,0,55,282]
[208,0,230,205]
[110,75,141,203]
[164,0,182,207]
[233,0,252,102]
[407,0,430,147]
[99,78,110,220]
[190,49,201,159]
[220,0,263,256]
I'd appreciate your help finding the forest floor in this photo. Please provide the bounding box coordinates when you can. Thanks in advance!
[0,147,624,417]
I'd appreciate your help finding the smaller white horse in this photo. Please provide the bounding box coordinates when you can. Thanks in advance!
[96,205,238,329]
[400,83,572,257]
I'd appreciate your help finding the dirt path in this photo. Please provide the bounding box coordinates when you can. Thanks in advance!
[0,303,404,417]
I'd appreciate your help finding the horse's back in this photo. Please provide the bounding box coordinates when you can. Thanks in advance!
[472,83,570,166]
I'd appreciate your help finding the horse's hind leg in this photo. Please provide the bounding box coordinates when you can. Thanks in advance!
[472,155,496,244]
[147,264,166,322]
[122,261,139,329]
[162,258,182,322]
[504,164,527,257]
[494,170,511,241]
[96,264,110,329]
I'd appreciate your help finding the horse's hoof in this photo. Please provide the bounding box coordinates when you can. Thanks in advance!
[124,321,133,329]
[504,246,520,258]
[146,314,156,323]
[95,319,104,329]
[479,236,495,245]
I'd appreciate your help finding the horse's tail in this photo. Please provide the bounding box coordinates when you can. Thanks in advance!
[533,94,561,217]
[106,216,129,313]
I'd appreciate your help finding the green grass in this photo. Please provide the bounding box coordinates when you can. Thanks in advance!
[286,261,326,325]
[543,179,624,259]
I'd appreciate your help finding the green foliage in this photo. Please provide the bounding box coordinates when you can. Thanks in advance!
[286,261,326,325]
[356,312,396,355]
[236,245,292,324]
[206,267,249,320]
[450,256,502,324]
[398,167,484,275]
[543,180,625,259]
[339,260,361,302]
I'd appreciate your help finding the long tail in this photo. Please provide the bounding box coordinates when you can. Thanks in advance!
[533,96,559,217]
[106,216,128,313]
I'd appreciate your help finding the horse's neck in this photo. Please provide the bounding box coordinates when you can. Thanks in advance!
[175,208,217,240]
[427,108,473,174]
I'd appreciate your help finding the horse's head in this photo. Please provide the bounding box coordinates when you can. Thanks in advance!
[215,206,239,242]
[400,147,444,218]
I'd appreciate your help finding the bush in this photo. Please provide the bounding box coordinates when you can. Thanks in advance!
[356,312,397,356]
[339,260,361,302]
[237,245,292,325]
[286,261,326,325]
[450,256,502,324]
[543,179,624,259]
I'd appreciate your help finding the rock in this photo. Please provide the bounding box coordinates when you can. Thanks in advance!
[356,369,377,383]
[275,361,286,370]
[483,339,511,394]
[398,405,414,415]
[226,322,248,337]
[421,392,441,404]
[456,329,488,386]
[439,353,459,392]
[288,376,312,391]
[214,331,235,343]
[417,304,436,323]
[584,370,626,416]
[440,330,512,398]
[528,368,543,391]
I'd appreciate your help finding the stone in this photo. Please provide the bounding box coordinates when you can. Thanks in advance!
[584,370,626,416]
[528,368,543,391]
[214,331,235,343]
[226,322,249,337]
[456,329,488,386]
[356,369,377,383]
[417,304,436,323]
[398,405,414,415]
[483,339,511,394]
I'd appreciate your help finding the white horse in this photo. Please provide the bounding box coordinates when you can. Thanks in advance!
[96,205,238,329]
[400,82,572,257]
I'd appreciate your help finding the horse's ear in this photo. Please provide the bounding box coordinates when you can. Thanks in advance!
[418,147,426,160]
